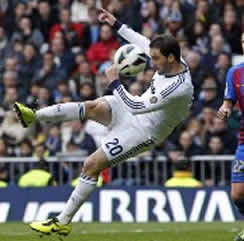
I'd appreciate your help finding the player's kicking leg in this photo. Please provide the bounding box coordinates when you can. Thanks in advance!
[14,98,112,237]
[14,97,112,127]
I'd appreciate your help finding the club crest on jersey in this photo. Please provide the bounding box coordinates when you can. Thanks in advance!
[150,96,158,104]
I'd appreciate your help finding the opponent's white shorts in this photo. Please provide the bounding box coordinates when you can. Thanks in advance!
[101,96,156,167]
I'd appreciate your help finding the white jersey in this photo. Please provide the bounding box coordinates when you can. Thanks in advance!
[111,24,194,142]
[102,24,193,166]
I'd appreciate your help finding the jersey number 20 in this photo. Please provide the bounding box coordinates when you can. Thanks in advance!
[105,138,123,156]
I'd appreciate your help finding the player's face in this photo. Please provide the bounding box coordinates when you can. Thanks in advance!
[242,32,244,53]
[150,48,168,73]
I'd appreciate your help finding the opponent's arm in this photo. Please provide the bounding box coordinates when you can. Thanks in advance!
[98,8,151,57]
[217,67,236,120]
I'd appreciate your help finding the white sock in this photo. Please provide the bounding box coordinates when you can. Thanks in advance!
[57,173,97,225]
[36,102,85,123]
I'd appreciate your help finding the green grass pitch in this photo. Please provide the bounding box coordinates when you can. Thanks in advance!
[0,222,243,241]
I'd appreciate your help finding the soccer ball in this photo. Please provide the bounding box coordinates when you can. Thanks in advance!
[114,44,147,77]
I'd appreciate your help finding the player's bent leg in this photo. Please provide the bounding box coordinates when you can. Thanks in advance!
[29,148,109,236]
[84,97,112,126]
[14,97,112,128]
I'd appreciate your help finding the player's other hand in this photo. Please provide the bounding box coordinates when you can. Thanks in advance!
[98,8,116,26]
[105,65,119,85]
[216,104,232,120]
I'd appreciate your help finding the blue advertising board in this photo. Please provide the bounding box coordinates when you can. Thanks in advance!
[0,186,242,222]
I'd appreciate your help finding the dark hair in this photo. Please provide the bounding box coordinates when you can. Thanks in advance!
[149,35,181,62]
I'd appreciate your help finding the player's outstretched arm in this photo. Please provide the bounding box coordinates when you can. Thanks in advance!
[98,8,151,57]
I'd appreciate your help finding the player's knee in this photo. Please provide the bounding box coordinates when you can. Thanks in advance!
[84,100,99,118]
[231,189,244,202]
[82,159,100,177]
[232,191,244,216]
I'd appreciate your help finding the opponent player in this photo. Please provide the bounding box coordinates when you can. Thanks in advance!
[14,8,193,237]
[217,32,244,241]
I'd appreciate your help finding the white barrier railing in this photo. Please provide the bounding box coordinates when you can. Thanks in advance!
[0,154,234,186]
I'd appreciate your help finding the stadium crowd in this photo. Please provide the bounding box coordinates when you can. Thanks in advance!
[0,0,242,187]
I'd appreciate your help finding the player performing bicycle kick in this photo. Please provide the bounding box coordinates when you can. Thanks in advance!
[14,8,193,238]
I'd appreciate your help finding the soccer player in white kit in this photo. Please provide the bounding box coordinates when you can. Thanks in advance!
[14,8,194,237]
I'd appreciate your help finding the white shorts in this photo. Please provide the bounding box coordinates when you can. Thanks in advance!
[101,96,156,167]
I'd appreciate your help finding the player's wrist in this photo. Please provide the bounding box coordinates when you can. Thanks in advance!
[113,20,123,31]
[108,79,120,91]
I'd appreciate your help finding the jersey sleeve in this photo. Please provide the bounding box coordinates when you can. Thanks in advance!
[116,24,151,57]
[108,79,184,115]
[224,68,237,103]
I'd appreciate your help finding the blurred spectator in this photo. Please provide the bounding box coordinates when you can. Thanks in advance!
[1,71,26,104]
[18,139,33,157]
[18,42,42,91]
[165,158,202,187]
[221,10,242,54]
[81,7,100,50]
[67,120,96,156]
[184,51,205,98]
[214,52,231,91]
[0,26,10,73]
[37,86,53,107]
[33,51,66,89]
[185,118,203,147]
[11,16,44,48]
[45,125,62,156]
[109,0,142,32]
[72,61,95,91]
[198,107,216,140]
[50,34,75,76]
[163,9,185,39]
[202,34,231,72]
[4,56,18,72]
[18,168,55,187]
[0,138,9,186]
[25,83,40,108]
[187,20,208,55]
[2,87,19,111]
[36,0,58,42]
[79,82,96,101]
[87,23,120,73]
[204,135,232,186]
[141,0,160,33]
[49,7,84,47]
[193,75,222,114]
[71,0,99,23]
[6,2,26,38]
[177,131,204,157]
[207,135,231,155]
[0,166,8,187]
[53,80,78,103]
[204,116,237,153]
[0,111,29,144]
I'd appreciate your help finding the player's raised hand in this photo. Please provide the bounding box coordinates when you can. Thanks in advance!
[98,8,117,26]
[216,104,232,120]
[105,65,119,85]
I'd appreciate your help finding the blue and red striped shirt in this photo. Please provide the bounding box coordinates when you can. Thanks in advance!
[225,63,244,144]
